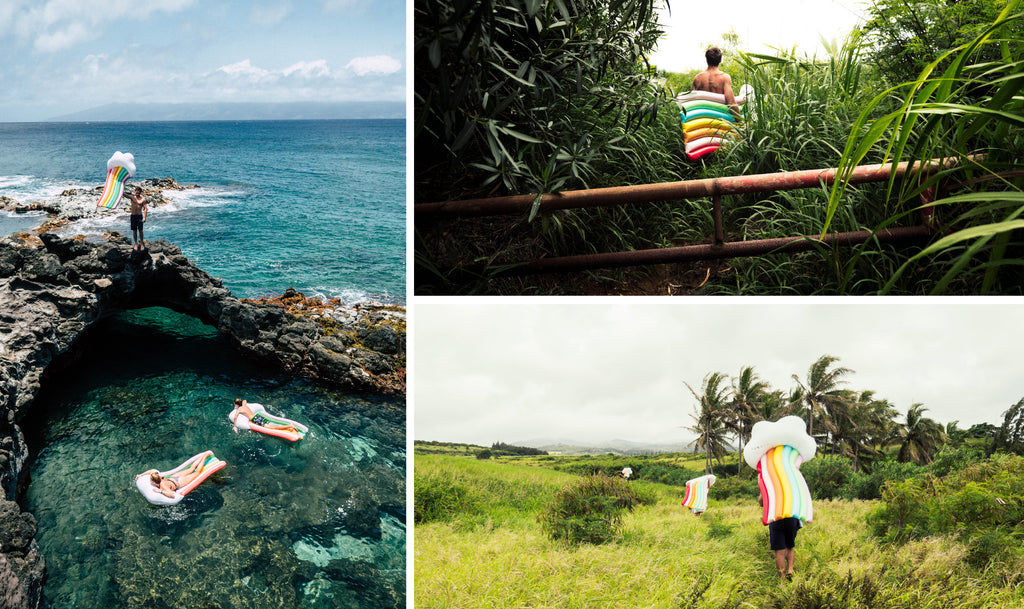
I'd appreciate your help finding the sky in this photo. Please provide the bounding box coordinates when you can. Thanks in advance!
[414,301,1024,447]
[650,0,870,72]
[0,0,405,121]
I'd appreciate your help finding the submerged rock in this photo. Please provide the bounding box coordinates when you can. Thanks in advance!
[0,234,406,609]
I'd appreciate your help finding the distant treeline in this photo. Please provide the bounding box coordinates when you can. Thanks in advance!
[491,442,548,456]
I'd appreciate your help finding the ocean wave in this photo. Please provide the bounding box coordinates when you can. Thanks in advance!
[52,184,242,239]
[0,174,81,203]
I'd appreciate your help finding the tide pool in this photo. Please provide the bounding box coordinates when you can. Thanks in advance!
[24,307,406,608]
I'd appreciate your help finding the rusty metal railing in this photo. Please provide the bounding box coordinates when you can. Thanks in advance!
[416,158,959,276]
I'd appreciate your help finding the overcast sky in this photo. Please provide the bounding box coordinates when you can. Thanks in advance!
[414,301,1024,447]
[650,0,870,72]
[0,0,405,122]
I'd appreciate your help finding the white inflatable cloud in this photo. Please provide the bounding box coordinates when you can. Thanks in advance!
[107,151,136,177]
[742,415,816,468]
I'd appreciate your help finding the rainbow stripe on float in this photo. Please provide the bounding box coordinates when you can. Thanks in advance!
[681,474,715,513]
[676,86,752,161]
[756,444,813,525]
[96,165,132,209]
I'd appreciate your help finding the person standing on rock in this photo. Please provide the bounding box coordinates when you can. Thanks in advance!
[125,188,148,251]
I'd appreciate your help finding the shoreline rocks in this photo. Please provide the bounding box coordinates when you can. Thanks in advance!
[0,234,405,608]
[1,177,193,246]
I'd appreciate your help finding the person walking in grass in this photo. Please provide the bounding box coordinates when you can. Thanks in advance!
[693,46,740,117]
[760,490,801,581]
[125,188,148,251]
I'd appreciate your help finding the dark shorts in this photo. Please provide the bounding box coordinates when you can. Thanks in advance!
[768,517,801,551]
[130,214,144,230]
[251,414,269,427]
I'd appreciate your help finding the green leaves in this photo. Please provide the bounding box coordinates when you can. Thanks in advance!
[415,0,667,198]
[828,4,1024,294]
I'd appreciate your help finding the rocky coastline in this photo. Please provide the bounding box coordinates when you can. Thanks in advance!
[0,233,406,608]
[1,177,190,243]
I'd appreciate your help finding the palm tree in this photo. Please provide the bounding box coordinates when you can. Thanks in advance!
[897,403,945,465]
[730,366,769,471]
[832,390,896,472]
[685,372,732,475]
[792,355,854,445]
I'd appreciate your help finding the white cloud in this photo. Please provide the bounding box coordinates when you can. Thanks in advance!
[249,2,292,26]
[283,59,330,78]
[344,55,401,76]
[34,22,92,53]
[321,0,368,13]
[216,59,272,80]
[9,0,197,53]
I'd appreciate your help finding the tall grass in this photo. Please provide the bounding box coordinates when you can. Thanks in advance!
[828,2,1024,294]
[415,454,1024,608]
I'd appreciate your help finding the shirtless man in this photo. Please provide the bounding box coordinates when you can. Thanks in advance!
[125,189,148,251]
[692,46,740,117]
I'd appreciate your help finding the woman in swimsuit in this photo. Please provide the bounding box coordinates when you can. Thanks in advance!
[137,454,209,498]
[232,398,299,434]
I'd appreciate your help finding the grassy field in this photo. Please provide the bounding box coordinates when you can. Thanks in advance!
[415,453,1024,608]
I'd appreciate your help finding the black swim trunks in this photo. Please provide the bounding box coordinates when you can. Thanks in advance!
[768,517,801,551]
[250,413,270,427]
[130,214,144,230]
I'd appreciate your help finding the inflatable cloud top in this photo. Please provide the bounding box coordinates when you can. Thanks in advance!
[107,151,136,177]
[742,415,816,468]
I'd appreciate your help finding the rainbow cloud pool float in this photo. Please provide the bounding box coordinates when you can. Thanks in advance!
[742,416,816,524]
[676,84,753,160]
[96,151,136,209]
[681,474,716,514]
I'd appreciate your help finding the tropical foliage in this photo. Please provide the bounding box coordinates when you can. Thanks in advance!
[686,354,951,474]
[859,0,1023,85]
[869,453,1024,567]
[415,0,668,199]
[684,371,732,474]
[416,0,1024,295]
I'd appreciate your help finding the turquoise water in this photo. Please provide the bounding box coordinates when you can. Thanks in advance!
[0,120,405,304]
[24,308,406,608]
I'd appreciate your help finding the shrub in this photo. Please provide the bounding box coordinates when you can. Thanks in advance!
[415,473,479,524]
[800,454,854,500]
[710,474,759,500]
[845,459,927,500]
[538,474,641,545]
[869,454,1024,566]
[928,444,986,477]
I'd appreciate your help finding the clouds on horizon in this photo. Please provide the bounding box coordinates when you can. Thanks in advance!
[0,0,403,121]
[415,303,1024,447]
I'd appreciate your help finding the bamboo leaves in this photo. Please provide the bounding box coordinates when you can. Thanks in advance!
[415,0,667,199]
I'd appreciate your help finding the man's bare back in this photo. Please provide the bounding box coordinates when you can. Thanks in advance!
[693,66,738,115]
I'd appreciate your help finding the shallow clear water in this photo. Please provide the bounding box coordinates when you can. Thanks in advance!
[24,307,406,609]
[0,120,405,304]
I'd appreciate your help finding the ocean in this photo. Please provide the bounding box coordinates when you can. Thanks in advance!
[0,119,405,304]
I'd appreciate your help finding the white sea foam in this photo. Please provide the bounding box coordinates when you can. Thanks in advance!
[0,174,81,204]
[50,184,238,239]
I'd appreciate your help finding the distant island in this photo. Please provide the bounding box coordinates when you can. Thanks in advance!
[46,101,405,122]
